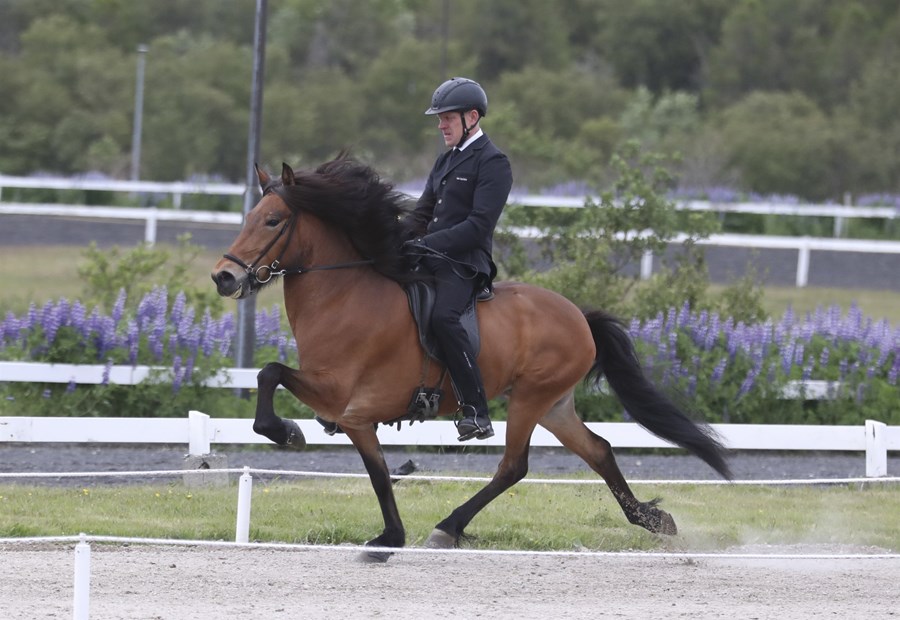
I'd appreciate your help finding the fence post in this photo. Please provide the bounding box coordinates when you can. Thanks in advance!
[235,466,253,543]
[144,207,158,245]
[188,410,211,456]
[796,241,810,287]
[865,419,887,477]
[640,250,654,280]
[72,533,91,620]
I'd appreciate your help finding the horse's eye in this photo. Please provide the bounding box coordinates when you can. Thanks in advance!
[265,216,281,227]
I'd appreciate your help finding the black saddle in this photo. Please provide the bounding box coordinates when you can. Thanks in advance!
[404,280,492,362]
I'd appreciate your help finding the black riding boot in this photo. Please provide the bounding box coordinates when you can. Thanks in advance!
[456,402,494,441]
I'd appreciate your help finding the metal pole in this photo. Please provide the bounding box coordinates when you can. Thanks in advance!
[236,0,268,373]
[130,45,148,182]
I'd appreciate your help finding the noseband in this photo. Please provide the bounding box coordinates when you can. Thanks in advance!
[222,187,374,285]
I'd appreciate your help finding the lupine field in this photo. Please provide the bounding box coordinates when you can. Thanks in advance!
[1,286,897,425]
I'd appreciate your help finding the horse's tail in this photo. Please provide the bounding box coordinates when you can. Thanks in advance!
[584,309,733,480]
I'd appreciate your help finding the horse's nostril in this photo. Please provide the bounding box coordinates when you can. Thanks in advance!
[212,270,237,294]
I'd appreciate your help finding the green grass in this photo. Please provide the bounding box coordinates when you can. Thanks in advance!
[1,478,897,552]
[3,245,899,324]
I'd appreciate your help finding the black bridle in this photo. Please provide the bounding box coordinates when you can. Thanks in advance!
[222,187,374,286]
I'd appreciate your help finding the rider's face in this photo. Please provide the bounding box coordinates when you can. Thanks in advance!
[436,110,478,147]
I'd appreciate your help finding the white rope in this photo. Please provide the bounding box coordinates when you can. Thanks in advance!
[1,534,897,561]
[0,467,898,486]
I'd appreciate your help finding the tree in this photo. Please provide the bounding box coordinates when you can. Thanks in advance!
[716,91,839,200]
[593,0,730,93]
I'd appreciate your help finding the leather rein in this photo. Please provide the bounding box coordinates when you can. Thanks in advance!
[222,186,374,286]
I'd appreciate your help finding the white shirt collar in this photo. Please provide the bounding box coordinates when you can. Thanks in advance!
[456,128,483,152]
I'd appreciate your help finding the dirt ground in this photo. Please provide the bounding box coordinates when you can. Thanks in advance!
[1,543,897,619]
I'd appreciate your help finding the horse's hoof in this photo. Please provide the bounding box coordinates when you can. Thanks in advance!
[281,419,306,450]
[659,512,678,536]
[424,528,457,549]
[358,550,393,563]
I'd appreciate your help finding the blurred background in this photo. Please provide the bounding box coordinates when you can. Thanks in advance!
[0,0,898,203]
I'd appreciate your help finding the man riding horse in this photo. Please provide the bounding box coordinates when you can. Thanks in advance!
[403,77,513,442]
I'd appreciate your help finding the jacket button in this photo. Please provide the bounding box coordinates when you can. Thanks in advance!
[441,180,447,185]
[433,217,439,222]
[437,198,443,204]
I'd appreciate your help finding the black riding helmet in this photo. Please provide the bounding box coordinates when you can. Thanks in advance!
[424,77,488,147]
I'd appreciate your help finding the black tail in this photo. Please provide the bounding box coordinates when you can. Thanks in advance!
[584,309,732,480]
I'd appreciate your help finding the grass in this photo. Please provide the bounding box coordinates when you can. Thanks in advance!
[3,244,900,325]
[1,477,897,552]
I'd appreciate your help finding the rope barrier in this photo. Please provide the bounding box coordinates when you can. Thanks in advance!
[1,534,898,561]
[1,467,898,485]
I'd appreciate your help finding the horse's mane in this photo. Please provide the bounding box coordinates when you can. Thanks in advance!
[274,154,421,284]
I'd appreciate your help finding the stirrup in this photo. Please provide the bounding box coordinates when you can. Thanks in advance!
[315,415,343,436]
[455,405,494,442]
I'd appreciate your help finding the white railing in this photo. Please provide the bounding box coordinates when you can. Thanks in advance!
[4,203,900,287]
[0,175,244,209]
[3,173,898,219]
[0,362,896,476]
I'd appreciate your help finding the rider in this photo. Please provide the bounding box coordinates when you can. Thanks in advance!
[404,77,513,441]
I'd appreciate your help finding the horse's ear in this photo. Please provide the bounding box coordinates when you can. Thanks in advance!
[255,163,270,189]
[281,162,296,186]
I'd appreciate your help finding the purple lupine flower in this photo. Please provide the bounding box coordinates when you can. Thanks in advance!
[170,292,186,329]
[41,300,62,343]
[111,289,127,325]
[711,358,727,383]
[781,342,794,375]
[102,359,113,386]
[171,354,183,392]
[66,379,77,394]
[738,368,757,398]
[126,320,140,365]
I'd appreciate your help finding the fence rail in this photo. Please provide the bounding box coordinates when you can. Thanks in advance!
[5,203,900,287]
[3,173,898,219]
[0,362,896,476]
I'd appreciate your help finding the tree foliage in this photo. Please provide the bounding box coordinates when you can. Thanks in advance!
[0,0,899,200]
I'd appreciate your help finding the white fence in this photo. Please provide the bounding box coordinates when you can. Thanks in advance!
[1,362,896,477]
[4,202,900,288]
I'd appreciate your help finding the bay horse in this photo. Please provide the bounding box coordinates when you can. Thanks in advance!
[211,155,731,558]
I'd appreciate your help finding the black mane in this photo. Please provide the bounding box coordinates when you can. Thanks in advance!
[273,154,421,284]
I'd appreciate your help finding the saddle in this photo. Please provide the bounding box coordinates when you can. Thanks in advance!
[405,279,491,362]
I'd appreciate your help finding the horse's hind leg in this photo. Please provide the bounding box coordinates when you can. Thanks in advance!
[251,362,306,449]
[425,392,552,549]
[539,392,677,535]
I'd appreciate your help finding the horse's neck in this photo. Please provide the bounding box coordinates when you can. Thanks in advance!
[281,219,402,345]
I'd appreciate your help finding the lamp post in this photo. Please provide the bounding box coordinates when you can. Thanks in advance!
[235,0,268,376]
[130,45,148,182]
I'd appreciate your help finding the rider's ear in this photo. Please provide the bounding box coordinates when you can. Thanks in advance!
[281,162,296,186]
[255,163,270,189]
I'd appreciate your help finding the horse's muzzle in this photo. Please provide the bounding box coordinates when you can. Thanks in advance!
[211,268,247,299]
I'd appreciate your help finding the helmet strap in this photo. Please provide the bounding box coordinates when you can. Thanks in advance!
[456,110,476,148]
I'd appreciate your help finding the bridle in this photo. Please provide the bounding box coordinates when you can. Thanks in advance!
[222,184,374,286]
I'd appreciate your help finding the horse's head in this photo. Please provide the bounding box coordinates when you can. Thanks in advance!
[211,163,299,299]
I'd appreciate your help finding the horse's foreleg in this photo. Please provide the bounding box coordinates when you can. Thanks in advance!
[341,425,405,562]
[540,393,677,535]
[251,362,306,449]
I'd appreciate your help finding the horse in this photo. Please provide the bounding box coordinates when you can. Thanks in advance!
[211,154,731,559]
